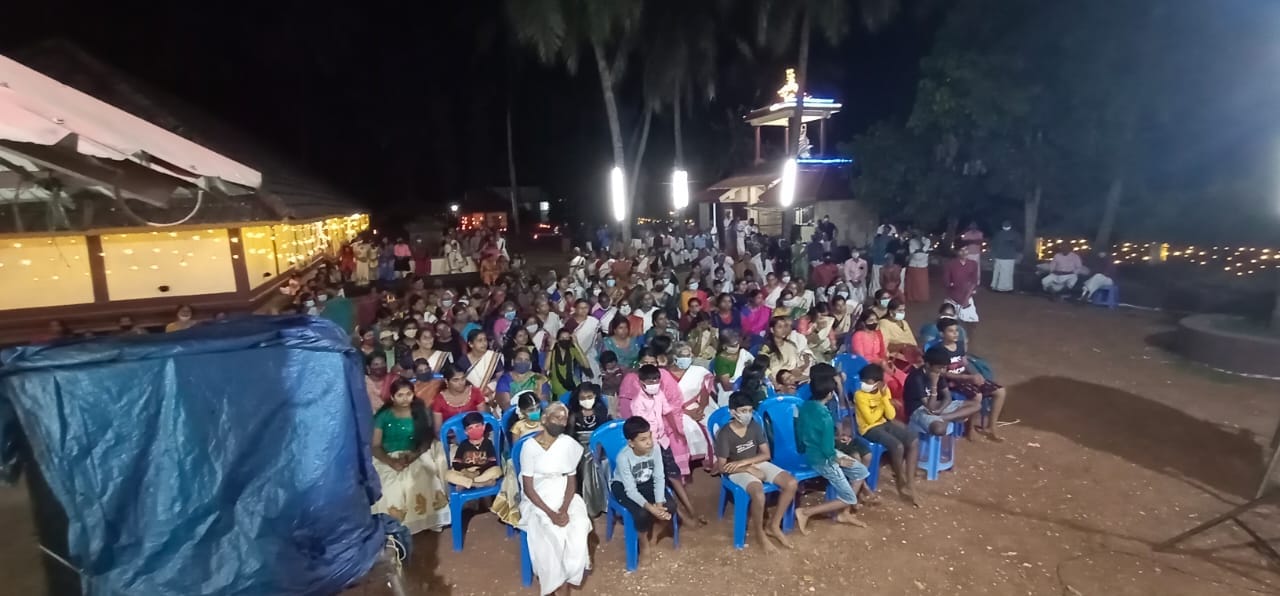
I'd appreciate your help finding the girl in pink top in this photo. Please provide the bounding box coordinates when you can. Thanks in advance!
[620,364,706,524]
[741,290,772,337]
[849,310,908,421]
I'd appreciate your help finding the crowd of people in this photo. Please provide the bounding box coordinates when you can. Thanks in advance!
[343,218,1018,595]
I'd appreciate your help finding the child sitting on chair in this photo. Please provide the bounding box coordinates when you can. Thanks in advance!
[794,373,872,532]
[855,364,920,506]
[613,416,676,563]
[445,412,500,489]
[715,391,799,552]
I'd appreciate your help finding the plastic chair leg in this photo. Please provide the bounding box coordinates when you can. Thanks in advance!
[605,505,615,542]
[718,486,728,520]
[732,491,748,549]
[519,532,533,587]
[450,496,465,552]
[623,515,638,572]
[866,444,885,492]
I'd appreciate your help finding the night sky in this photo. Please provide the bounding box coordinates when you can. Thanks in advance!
[0,1,943,223]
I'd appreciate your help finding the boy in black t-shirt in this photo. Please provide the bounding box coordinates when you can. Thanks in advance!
[445,412,500,488]
[904,347,982,437]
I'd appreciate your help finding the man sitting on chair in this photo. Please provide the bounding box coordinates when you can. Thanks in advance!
[1041,245,1083,296]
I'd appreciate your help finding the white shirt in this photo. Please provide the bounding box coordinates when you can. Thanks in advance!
[908,238,931,268]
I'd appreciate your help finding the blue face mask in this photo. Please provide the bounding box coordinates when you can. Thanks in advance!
[526,410,542,422]
[504,311,517,321]
[513,361,533,374]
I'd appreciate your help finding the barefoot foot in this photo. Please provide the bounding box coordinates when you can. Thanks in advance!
[836,512,867,527]
[766,527,795,549]
[795,510,813,535]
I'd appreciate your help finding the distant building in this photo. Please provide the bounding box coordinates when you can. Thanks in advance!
[0,42,365,342]
[698,69,875,246]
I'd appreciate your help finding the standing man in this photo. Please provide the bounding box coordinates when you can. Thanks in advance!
[943,251,980,324]
[990,221,1021,293]
[959,221,984,287]
[817,215,838,252]
[868,228,891,295]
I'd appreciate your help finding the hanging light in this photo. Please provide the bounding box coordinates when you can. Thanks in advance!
[610,166,626,222]
[779,158,798,207]
[672,168,689,210]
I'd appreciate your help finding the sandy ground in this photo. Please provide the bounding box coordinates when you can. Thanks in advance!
[4,280,1280,596]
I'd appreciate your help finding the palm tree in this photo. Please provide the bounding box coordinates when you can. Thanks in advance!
[506,0,645,240]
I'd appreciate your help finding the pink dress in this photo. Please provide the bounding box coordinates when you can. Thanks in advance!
[741,305,772,337]
[618,370,691,476]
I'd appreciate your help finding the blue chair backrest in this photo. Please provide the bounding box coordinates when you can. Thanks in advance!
[922,339,940,353]
[512,431,541,477]
[587,419,629,473]
[758,396,807,470]
[833,353,869,385]
[440,411,504,463]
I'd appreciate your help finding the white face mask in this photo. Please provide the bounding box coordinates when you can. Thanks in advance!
[733,411,754,426]
[688,282,700,291]
[579,398,596,410]
[674,356,693,369]
[642,383,661,395]
[781,275,791,283]
[860,381,878,393]
[893,312,906,321]
[525,324,539,334]
[878,299,891,308]
[404,328,418,338]
[837,291,850,299]
[620,305,633,316]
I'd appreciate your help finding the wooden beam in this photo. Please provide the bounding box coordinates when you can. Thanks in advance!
[227,227,250,295]
[85,235,109,303]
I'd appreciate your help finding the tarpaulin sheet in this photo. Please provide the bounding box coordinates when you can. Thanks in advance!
[0,316,387,595]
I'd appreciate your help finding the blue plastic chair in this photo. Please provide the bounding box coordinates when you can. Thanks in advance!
[1091,284,1119,309]
[439,411,505,552]
[511,433,539,587]
[916,422,959,481]
[707,407,796,548]
[587,420,681,572]
[756,397,819,482]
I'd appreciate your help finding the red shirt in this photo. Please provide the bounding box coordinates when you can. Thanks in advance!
[431,387,487,421]
[811,263,840,288]
[943,258,978,305]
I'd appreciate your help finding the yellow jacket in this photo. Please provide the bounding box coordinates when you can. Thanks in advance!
[854,386,896,436]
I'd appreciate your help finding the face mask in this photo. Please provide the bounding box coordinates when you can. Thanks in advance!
[317,294,329,303]
[579,398,596,410]
[545,422,566,437]
[558,339,572,348]
[860,381,878,393]
[1003,225,1012,231]
[675,356,693,369]
[688,282,700,291]
[619,305,632,316]
[404,328,418,338]
[733,411,754,426]
[866,322,878,330]
[370,366,387,378]
[781,276,791,283]
[893,312,906,321]
[525,324,539,334]
[837,291,850,299]
[606,279,617,288]
[504,311,517,321]
[642,383,661,395]
[465,425,485,441]
[878,299,891,308]
[526,410,542,422]
[178,313,192,322]
[513,361,533,374]
[442,299,454,308]
[417,372,433,382]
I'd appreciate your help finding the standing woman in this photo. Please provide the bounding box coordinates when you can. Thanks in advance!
[879,254,904,302]
[600,316,641,370]
[546,329,589,397]
[371,379,450,533]
[517,403,591,596]
[393,237,413,279]
[905,233,931,303]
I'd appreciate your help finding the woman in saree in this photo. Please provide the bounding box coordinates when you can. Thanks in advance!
[371,379,450,533]
[878,298,923,369]
[454,330,503,411]
[685,312,718,368]
[517,402,591,595]
[599,315,641,370]
[668,342,715,463]
[546,329,590,397]
[412,328,453,374]
[710,329,755,408]
[830,295,858,349]
[445,236,468,274]
[495,348,551,409]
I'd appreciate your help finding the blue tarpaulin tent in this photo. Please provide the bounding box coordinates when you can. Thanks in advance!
[0,316,395,595]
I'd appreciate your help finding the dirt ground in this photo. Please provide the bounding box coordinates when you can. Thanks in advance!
[4,281,1280,596]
